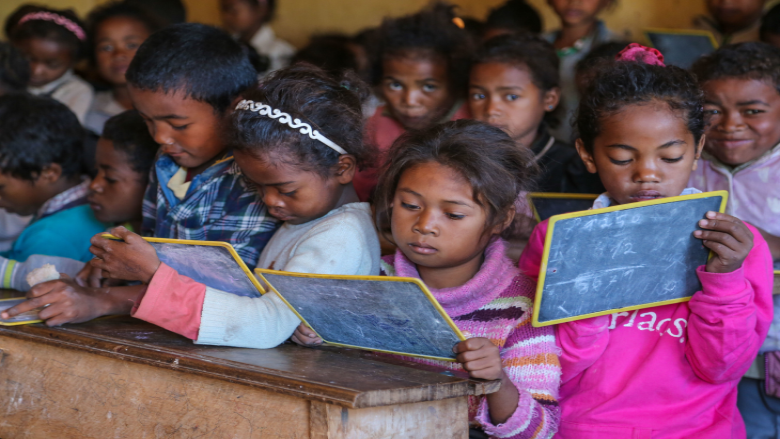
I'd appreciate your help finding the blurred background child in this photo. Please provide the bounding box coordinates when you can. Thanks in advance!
[761,2,780,48]
[482,0,543,40]
[695,0,766,45]
[220,0,293,74]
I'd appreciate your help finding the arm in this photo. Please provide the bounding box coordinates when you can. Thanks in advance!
[555,316,611,384]
[0,254,85,290]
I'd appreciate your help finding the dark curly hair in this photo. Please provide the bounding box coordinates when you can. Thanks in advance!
[231,63,375,177]
[102,110,159,175]
[577,61,704,153]
[691,42,780,94]
[0,93,84,181]
[373,119,536,242]
[0,42,30,93]
[484,0,542,35]
[11,7,87,61]
[371,3,474,95]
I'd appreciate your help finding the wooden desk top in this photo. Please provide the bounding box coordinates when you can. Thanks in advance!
[0,316,498,409]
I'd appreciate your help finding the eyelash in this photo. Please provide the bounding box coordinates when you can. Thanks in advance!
[280,190,297,197]
[446,213,465,220]
[171,124,190,131]
[662,156,684,163]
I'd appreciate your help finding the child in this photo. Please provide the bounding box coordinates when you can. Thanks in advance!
[0,93,107,265]
[11,7,94,124]
[353,4,474,202]
[690,42,780,437]
[761,3,780,48]
[469,33,603,194]
[543,0,618,142]
[220,0,294,74]
[295,120,560,438]
[0,42,30,95]
[83,2,160,135]
[518,48,775,437]
[482,0,543,40]
[695,0,766,45]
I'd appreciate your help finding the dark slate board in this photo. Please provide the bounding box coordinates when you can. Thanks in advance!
[536,194,724,325]
[646,30,716,69]
[260,272,463,360]
[530,195,597,221]
[149,242,261,297]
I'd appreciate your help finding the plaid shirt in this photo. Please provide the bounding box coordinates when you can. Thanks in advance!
[141,152,279,269]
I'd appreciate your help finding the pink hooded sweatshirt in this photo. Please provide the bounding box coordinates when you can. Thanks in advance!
[518,213,774,438]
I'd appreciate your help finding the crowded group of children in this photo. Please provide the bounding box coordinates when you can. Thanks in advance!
[0,0,778,437]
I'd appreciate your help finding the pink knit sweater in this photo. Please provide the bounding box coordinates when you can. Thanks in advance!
[382,238,561,439]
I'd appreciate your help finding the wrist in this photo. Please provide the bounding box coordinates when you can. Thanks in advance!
[143,261,162,284]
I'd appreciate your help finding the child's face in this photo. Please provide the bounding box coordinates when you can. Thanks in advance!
[469,62,559,147]
[381,53,454,131]
[15,37,73,88]
[702,78,780,166]
[706,0,765,30]
[94,16,151,86]
[221,0,265,36]
[0,169,60,216]
[576,101,703,205]
[547,0,612,27]
[234,150,355,225]
[391,161,501,275]
[88,138,148,225]
[129,87,228,172]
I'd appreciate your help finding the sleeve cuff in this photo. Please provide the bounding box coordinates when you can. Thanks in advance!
[695,265,750,302]
[475,379,544,437]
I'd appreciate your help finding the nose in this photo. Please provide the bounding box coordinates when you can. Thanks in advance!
[151,123,174,147]
[89,175,104,193]
[716,109,744,133]
[485,96,501,119]
[262,189,285,209]
[413,208,438,236]
[634,157,661,183]
[30,62,47,80]
[402,88,423,107]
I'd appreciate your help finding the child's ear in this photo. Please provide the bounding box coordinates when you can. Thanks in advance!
[334,154,357,184]
[575,139,598,174]
[692,134,705,171]
[543,87,561,113]
[38,164,63,185]
[492,207,516,235]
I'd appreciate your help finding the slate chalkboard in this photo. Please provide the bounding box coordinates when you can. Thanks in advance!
[256,270,465,361]
[533,192,727,326]
[645,29,717,69]
[147,240,263,298]
[528,193,598,222]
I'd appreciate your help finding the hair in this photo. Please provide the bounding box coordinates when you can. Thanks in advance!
[87,1,162,45]
[691,42,780,94]
[292,34,359,76]
[371,3,474,93]
[4,4,45,39]
[761,3,780,38]
[0,93,84,181]
[11,7,87,61]
[102,110,159,175]
[126,0,186,26]
[239,41,271,75]
[125,23,258,114]
[374,119,536,241]
[577,61,704,153]
[485,0,542,34]
[575,41,629,77]
[231,63,375,177]
[0,42,31,93]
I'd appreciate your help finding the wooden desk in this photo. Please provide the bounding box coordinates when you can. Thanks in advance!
[0,316,498,438]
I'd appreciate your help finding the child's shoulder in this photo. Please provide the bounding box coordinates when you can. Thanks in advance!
[308,202,373,231]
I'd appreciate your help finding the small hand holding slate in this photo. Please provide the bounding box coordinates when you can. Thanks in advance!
[89,226,161,283]
[694,211,753,274]
[292,322,323,346]
[1,275,108,326]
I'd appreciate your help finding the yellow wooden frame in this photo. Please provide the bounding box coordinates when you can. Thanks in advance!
[0,297,43,326]
[102,235,266,295]
[644,27,719,51]
[532,190,729,327]
[255,268,466,362]
[526,192,600,222]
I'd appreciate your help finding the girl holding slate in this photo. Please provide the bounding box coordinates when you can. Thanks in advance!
[296,120,562,439]
[518,46,775,438]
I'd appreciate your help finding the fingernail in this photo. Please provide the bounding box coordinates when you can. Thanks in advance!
[707,211,717,218]
[694,230,702,237]
[699,219,708,227]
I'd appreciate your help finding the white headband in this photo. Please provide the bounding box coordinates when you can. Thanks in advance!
[235,100,347,155]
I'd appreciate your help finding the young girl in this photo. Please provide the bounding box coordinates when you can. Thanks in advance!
[353,4,474,202]
[11,7,94,124]
[543,0,618,142]
[83,2,160,135]
[469,33,603,194]
[220,0,294,74]
[518,47,775,438]
[296,120,561,438]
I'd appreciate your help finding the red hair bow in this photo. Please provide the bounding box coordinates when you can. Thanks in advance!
[616,43,665,67]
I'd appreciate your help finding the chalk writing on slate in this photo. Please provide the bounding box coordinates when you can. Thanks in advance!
[529,193,598,222]
[645,29,717,69]
[150,242,261,297]
[534,193,725,326]
[259,271,464,360]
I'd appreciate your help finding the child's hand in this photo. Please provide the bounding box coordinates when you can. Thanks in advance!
[453,337,505,381]
[1,276,110,326]
[694,211,754,274]
[291,323,323,346]
[88,226,160,283]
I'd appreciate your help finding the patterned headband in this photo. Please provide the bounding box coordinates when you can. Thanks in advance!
[18,12,87,42]
[235,100,347,155]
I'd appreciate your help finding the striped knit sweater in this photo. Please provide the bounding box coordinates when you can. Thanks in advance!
[381,238,561,439]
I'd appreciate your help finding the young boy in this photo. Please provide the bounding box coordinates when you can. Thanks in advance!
[0,93,107,284]
[690,41,780,438]
[220,0,293,74]
[695,0,766,45]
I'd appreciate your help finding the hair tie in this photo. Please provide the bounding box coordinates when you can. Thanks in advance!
[18,11,86,42]
[616,43,665,67]
[235,100,347,155]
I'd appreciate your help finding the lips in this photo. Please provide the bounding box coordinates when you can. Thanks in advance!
[711,138,753,150]
[408,241,437,255]
[87,195,102,211]
[629,190,663,201]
